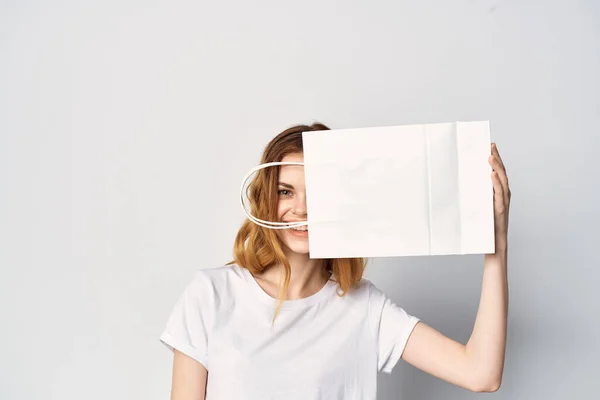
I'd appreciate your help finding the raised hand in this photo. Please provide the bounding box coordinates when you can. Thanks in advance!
[488,143,511,250]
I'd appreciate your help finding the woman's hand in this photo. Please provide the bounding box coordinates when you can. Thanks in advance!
[489,143,511,250]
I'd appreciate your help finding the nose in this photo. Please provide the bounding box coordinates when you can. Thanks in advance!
[292,193,307,217]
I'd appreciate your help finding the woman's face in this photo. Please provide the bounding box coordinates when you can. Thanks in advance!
[276,153,310,254]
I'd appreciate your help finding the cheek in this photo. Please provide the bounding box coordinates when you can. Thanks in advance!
[276,202,287,221]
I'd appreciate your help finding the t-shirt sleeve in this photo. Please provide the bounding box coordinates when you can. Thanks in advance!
[159,270,213,369]
[368,281,420,374]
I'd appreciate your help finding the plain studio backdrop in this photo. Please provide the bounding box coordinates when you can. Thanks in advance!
[1,0,598,399]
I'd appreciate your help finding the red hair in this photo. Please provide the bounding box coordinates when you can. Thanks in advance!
[226,122,368,323]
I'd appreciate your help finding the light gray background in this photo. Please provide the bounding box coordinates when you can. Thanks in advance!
[1,1,598,399]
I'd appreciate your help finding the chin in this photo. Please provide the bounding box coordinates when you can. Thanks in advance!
[283,242,310,255]
[280,235,310,255]
[275,230,310,254]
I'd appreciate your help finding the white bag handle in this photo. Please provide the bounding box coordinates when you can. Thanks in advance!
[239,161,309,229]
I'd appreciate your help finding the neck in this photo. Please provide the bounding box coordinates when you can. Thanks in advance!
[258,249,330,300]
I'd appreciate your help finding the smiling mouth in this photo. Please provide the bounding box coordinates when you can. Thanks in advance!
[283,220,307,230]
[289,226,308,232]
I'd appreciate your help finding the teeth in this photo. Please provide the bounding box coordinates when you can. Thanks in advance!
[290,226,308,231]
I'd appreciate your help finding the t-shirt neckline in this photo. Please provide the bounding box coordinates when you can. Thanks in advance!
[238,265,338,309]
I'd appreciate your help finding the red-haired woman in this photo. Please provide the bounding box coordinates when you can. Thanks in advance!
[160,123,511,399]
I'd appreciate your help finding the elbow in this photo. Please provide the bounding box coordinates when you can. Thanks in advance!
[473,378,502,393]
[470,361,504,392]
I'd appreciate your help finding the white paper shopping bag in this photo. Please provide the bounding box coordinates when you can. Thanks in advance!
[300,121,495,258]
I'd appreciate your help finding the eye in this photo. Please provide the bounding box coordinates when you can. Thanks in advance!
[278,189,292,197]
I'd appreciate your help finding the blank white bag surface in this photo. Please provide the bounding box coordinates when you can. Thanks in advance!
[302,121,494,258]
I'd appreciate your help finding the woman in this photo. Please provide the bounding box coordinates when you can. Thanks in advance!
[160,122,511,399]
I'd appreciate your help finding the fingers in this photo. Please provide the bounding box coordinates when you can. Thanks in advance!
[491,143,506,170]
[490,143,506,173]
[491,171,506,214]
[489,143,511,205]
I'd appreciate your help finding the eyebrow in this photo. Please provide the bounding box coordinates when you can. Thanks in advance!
[278,182,294,189]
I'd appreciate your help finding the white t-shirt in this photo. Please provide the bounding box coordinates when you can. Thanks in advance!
[160,264,420,400]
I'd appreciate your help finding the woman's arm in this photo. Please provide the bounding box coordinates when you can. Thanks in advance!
[401,143,510,392]
[464,248,508,389]
[170,350,208,400]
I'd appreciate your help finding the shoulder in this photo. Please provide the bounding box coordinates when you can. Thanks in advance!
[344,279,399,346]
[337,278,382,311]
[182,263,246,303]
[188,263,245,283]
[351,278,396,316]
[191,263,243,281]
[347,277,381,300]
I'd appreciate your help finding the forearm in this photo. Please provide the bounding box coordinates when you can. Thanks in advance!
[465,244,509,390]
